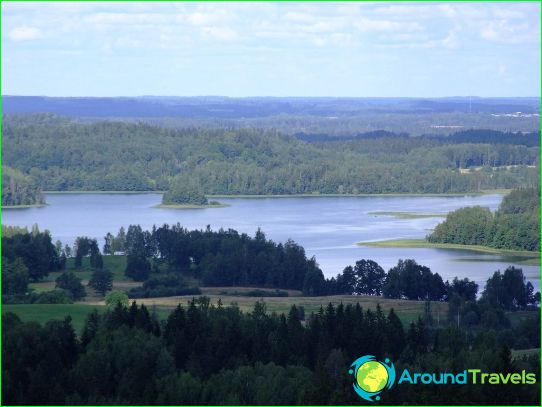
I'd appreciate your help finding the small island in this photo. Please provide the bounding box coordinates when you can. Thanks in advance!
[155,176,227,209]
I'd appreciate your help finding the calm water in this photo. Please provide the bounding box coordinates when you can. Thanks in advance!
[2,193,539,291]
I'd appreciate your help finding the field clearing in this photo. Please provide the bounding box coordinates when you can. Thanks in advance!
[3,295,446,335]
[87,294,448,324]
[42,255,128,283]
[359,239,540,262]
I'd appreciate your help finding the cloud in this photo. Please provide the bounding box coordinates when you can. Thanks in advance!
[8,25,43,41]
[201,26,239,42]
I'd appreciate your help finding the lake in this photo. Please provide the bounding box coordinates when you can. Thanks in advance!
[2,193,539,291]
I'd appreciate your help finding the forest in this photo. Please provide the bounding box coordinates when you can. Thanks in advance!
[3,295,540,405]
[428,187,540,251]
[2,166,44,206]
[2,114,539,195]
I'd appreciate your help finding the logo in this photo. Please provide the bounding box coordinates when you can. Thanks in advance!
[349,355,537,402]
[348,355,396,402]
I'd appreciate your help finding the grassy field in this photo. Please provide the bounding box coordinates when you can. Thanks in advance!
[85,293,448,324]
[3,293,448,335]
[359,239,540,261]
[30,255,138,297]
[2,304,104,333]
[368,211,447,219]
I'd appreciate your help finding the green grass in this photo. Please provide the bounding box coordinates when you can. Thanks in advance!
[118,294,448,325]
[359,239,540,260]
[368,211,447,219]
[2,303,170,335]
[2,304,104,333]
[2,293,447,334]
[33,255,132,295]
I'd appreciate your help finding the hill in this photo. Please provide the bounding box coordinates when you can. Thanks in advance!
[2,115,539,194]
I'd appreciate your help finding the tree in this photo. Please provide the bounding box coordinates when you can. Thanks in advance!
[125,253,151,281]
[354,259,385,295]
[1,257,29,295]
[106,290,129,308]
[482,266,531,310]
[88,269,113,296]
[103,232,114,255]
[445,277,478,301]
[55,271,86,300]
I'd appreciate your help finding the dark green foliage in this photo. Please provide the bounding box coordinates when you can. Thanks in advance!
[3,117,538,194]
[125,253,151,281]
[445,277,478,302]
[1,166,44,206]
[3,299,539,405]
[162,176,208,205]
[74,237,102,269]
[128,224,327,292]
[482,266,536,311]
[428,188,540,251]
[2,226,64,282]
[55,271,86,300]
[88,269,113,296]
[128,274,201,298]
[1,257,29,295]
[382,259,446,301]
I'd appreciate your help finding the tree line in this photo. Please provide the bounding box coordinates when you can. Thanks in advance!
[428,188,540,251]
[3,295,539,405]
[3,116,539,195]
[3,223,539,310]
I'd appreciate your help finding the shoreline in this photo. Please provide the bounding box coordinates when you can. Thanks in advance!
[358,238,540,259]
[154,203,230,209]
[42,189,511,198]
[2,203,47,209]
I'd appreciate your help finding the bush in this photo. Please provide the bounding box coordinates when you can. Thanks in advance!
[128,273,201,298]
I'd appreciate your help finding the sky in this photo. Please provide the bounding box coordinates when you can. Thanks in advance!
[1,1,540,97]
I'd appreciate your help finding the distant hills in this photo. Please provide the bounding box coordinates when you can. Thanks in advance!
[3,96,540,118]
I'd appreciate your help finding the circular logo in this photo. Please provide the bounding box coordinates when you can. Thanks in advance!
[349,355,396,402]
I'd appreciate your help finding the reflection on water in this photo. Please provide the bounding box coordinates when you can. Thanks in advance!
[2,193,539,291]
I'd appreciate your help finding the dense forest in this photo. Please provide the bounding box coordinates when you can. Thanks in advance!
[3,296,540,405]
[2,115,539,194]
[1,166,44,207]
[428,188,540,251]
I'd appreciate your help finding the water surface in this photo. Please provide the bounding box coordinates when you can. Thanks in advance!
[3,193,539,291]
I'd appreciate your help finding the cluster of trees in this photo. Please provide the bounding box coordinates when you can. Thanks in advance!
[162,176,208,205]
[2,166,44,206]
[2,225,65,302]
[3,116,538,194]
[3,296,540,405]
[329,259,539,309]
[428,188,540,251]
[103,224,326,295]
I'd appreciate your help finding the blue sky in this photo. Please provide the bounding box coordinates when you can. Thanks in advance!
[2,1,540,97]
